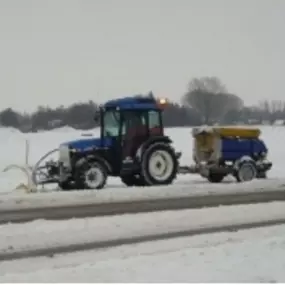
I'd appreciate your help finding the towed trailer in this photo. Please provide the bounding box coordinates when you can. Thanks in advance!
[178,126,272,183]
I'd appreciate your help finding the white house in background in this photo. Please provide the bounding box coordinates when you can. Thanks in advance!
[48,119,63,128]
[248,119,260,125]
[273,120,285,126]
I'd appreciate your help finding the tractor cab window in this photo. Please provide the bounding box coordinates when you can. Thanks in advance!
[148,110,163,135]
[103,110,120,137]
[148,110,161,129]
[121,110,162,136]
[121,111,146,136]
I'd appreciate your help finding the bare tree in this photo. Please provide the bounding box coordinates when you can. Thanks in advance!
[187,76,227,94]
[259,100,285,124]
[182,76,243,124]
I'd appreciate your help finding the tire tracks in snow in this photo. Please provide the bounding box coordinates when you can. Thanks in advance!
[1,217,285,262]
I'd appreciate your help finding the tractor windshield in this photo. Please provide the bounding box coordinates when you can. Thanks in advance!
[103,110,120,137]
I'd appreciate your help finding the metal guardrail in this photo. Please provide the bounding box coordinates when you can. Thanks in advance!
[1,190,285,224]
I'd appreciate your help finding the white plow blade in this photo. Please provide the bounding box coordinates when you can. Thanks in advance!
[2,139,37,193]
[2,164,37,193]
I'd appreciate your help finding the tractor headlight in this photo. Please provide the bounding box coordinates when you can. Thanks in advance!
[260,151,267,158]
[59,144,71,168]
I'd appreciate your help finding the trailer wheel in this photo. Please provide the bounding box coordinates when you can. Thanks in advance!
[140,143,178,186]
[256,171,267,179]
[75,160,107,190]
[235,161,257,182]
[121,175,145,187]
[207,172,224,183]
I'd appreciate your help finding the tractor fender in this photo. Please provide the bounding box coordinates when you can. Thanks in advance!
[135,136,173,162]
[75,154,112,174]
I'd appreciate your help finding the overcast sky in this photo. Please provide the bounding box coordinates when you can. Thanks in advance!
[0,0,284,111]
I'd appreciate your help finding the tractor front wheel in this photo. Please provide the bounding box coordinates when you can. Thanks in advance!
[140,143,178,186]
[75,160,108,190]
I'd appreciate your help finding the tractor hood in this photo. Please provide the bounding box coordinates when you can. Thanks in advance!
[61,137,112,152]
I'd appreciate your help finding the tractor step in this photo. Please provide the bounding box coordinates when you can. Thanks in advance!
[120,157,140,175]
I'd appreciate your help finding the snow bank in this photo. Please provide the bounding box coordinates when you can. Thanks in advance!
[0,178,284,211]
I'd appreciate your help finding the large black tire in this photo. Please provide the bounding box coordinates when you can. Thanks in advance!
[74,160,108,190]
[207,172,224,183]
[140,143,178,186]
[235,161,257,182]
[121,175,146,187]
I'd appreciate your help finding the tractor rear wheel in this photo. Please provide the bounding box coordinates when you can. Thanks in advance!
[140,143,178,186]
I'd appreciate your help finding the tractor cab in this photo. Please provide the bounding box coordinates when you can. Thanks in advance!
[98,95,167,162]
[99,95,166,133]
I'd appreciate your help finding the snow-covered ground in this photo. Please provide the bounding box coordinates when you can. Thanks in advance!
[0,125,285,209]
[1,222,285,282]
[1,201,285,254]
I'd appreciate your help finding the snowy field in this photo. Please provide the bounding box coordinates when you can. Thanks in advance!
[0,125,285,209]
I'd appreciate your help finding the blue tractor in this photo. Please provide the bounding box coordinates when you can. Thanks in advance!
[33,94,181,190]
